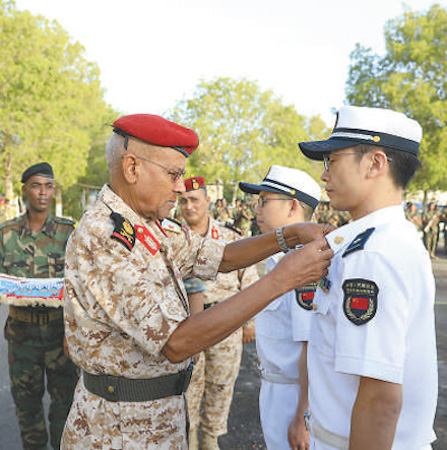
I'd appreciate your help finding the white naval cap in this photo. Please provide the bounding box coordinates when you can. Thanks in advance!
[299,105,423,160]
[239,165,321,209]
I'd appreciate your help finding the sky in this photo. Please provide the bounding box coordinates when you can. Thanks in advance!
[14,0,447,126]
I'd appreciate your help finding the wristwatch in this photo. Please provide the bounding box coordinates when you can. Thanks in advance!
[275,226,289,253]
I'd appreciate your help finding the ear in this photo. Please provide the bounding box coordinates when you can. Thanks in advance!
[289,198,301,218]
[366,151,388,179]
[121,154,139,184]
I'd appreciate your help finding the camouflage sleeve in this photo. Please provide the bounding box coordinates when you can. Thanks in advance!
[183,277,207,295]
[238,263,259,291]
[171,228,226,281]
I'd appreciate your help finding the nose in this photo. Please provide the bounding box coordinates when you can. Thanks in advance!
[321,169,329,182]
[175,176,186,194]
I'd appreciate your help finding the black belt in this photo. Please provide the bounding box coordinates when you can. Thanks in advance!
[83,363,193,402]
[204,302,219,310]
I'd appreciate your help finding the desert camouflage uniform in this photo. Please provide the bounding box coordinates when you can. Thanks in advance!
[0,213,77,450]
[61,185,225,450]
[184,218,258,437]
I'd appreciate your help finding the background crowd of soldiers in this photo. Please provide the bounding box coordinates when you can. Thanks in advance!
[174,196,447,259]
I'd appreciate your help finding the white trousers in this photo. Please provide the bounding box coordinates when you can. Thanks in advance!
[259,380,300,450]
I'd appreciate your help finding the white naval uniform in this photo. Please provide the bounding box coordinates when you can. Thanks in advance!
[308,205,438,450]
[256,252,313,449]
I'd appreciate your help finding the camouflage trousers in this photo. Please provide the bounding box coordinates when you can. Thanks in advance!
[186,327,243,436]
[4,315,79,450]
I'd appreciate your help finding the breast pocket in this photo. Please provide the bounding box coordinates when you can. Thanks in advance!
[47,253,65,278]
[2,254,31,278]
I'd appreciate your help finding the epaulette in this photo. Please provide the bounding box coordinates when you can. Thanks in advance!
[224,222,243,236]
[161,217,182,234]
[342,227,375,258]
[0,216,21,230]
[54,216,76,227]
[110,212,135,251]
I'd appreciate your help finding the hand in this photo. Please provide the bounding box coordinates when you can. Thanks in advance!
[286,222,335,246]
[288,414,309,450]
[242,325,256,343]
[270,238,333,293]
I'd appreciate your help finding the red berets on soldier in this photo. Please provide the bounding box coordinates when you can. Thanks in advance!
[113,114,199,157]
[184,176,206,192]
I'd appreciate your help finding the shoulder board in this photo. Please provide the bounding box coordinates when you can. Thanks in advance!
[110,212,135,251]
[224,222,243,236]
[54,216,76,227]
[161,217,182,234]
[342,227,375,258]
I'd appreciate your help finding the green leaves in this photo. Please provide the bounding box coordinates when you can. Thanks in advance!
[346,4,447,193]
[168,77,327,194]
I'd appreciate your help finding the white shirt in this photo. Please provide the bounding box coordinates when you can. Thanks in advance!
[256,253,313,380]
[308,205,438,449]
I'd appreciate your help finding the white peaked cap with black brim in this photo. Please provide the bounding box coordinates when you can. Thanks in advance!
[239,165,321,209]
[298,105,423,160]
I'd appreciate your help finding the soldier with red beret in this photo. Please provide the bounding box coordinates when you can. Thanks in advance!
[61,114,333,449]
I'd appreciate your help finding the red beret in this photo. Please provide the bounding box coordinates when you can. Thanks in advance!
[113,114,199,157]
[184,176,206,192]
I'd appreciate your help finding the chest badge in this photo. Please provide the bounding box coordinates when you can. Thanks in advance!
[342,278,379,325]
[295,282,318,310]
[319,276,331,293]
[110,212,135,251]
[135,225,161,255]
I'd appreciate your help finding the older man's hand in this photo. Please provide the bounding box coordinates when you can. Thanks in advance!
[269,238,333,293]
[285,222,335,248]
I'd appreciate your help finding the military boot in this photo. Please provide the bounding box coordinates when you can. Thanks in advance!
[189,427,199,450]
[201,431,220,450]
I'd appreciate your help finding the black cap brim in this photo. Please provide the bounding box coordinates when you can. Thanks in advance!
[238,182,288,196]
[298,139,360,160]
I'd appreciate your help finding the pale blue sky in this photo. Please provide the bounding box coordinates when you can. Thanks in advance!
[14,0,446,126]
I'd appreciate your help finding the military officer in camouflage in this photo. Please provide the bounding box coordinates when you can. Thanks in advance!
[1,162,78,450]
[180,177,259,450]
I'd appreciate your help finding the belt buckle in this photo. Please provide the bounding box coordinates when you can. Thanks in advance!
[179,362,194,393]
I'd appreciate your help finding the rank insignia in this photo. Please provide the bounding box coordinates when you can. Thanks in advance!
[110,212,135,251]
[342,228,375,258]
[135,225,161,255]
[319,276,331,293]
[211,226,219,239]
[161,217,182,234]
[295,281,317,310]
[342,278,379,325]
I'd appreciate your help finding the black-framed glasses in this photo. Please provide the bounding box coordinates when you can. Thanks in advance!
[134,155,186,182]
[322,151,393,172]
[257,197,293,208]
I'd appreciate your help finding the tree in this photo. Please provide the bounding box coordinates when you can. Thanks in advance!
[346,4,447,194]
[0,0,111,206]
[168,77,328,200]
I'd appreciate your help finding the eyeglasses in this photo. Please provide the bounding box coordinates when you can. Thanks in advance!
[322,151,393,172]
[134,155,186,182]
[257,197,293,208]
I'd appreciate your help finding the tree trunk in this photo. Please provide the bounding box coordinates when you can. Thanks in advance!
[55,183,63,216]
[4,151,13,200]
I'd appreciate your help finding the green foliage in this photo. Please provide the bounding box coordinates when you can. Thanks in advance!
[346,4,447,192]
[0,0,112,198]
[168,77,327,190]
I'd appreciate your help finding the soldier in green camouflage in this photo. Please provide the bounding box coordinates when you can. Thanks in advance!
[1,163,78,450]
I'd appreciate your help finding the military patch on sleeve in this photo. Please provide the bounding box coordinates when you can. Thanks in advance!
[342,228,375,258]
[295,281,318,310]
[110,212,135,251]
[342,278,379,325]
[224,222,243,236]
[161,217,182,234]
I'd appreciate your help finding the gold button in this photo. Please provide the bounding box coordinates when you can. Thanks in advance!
[137,227,144,234]
[312,304,317,311]
[107,386,115,393]
[373,135,381,142]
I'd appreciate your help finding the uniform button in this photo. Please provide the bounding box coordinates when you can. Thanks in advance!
[312,304,317,311]
[137,227,144,234]
[107,386,115,393]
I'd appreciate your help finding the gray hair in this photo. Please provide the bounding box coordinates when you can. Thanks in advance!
[105,134,125,176]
